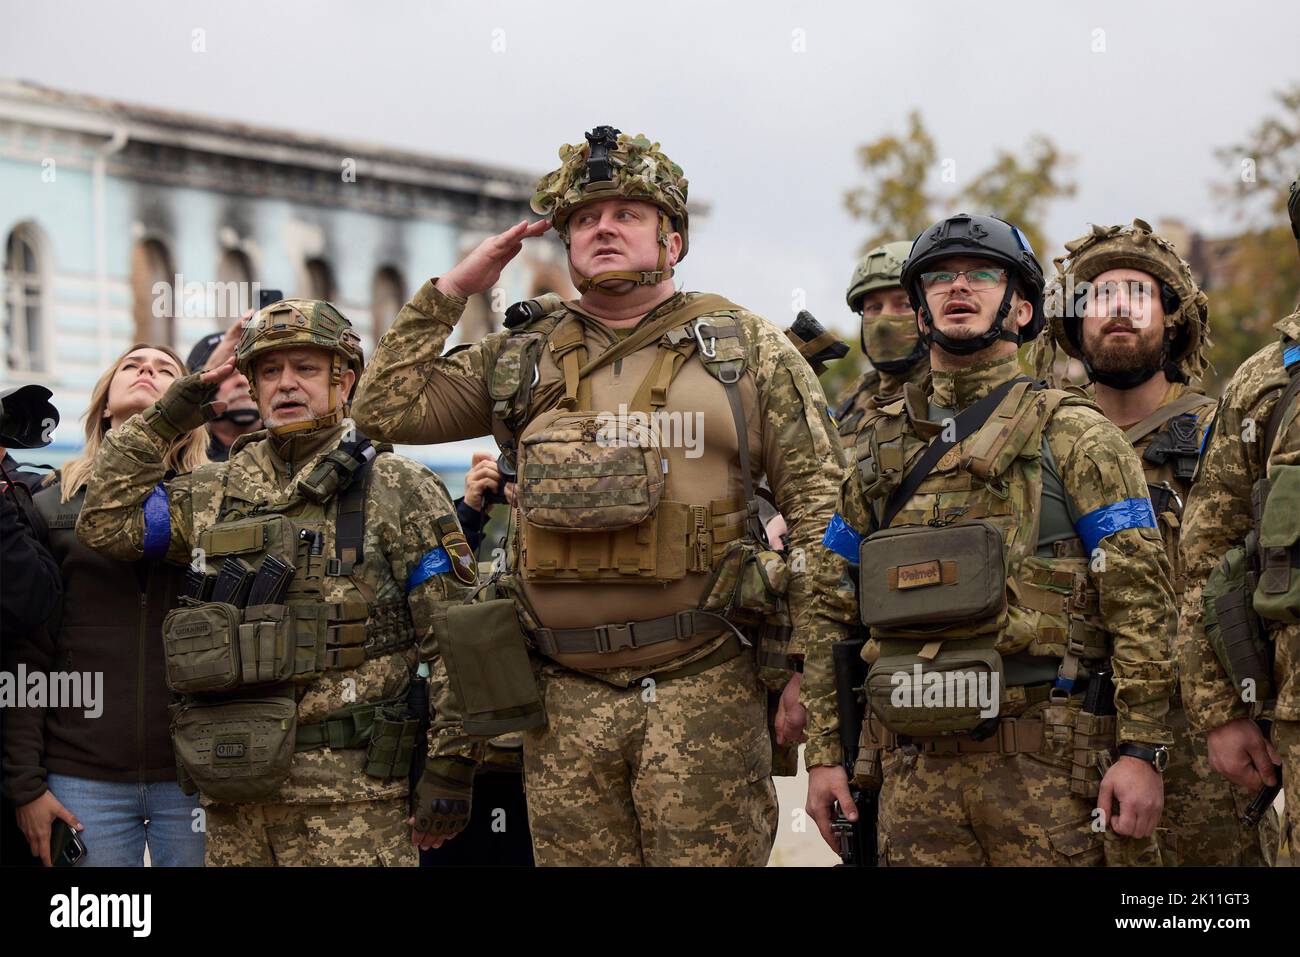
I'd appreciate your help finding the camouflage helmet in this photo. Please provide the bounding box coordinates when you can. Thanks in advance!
[845,241,912,312]
[531,126,689,294]
[236,298,364,435]
[1049,219,1210,384]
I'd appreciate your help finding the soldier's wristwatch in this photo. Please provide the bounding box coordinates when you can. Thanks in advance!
[1117,743,1170,773]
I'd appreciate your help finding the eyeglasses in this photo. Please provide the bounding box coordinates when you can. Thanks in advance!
[919,267,1008,292]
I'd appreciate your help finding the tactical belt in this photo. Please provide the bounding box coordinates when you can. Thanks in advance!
[866,714,1045,755]
[294,695,403,752]
[532,609,736,656]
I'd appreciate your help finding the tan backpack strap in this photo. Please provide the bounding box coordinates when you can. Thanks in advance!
[1122,391,1214,444]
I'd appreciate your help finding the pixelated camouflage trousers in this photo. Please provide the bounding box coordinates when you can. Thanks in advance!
[204,797,417,866]
[1161,702,1277,866]
[522,653,778,866]
[1273,719,1300,861]
[877,701,1161,866]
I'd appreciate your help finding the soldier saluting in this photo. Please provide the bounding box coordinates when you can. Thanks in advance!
[351,126,855,866]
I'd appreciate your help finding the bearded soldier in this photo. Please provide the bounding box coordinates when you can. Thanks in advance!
[76,300,479,865]
[350,126,855,866]
[804,213,1177,865]
[1045,219,1277,865]
[1178,176,1300,854]
[832,241,931,444]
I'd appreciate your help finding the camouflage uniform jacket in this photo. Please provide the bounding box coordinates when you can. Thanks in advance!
[76,417,479,804]
[350,280,857,683]
[832,360,932,448]
[1179,310,1300,729]
[803,353,1177,767]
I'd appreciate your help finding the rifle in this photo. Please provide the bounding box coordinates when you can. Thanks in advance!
[831,638,877,866]
[1242,719,1283,829]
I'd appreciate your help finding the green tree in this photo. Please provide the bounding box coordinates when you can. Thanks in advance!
[958,135,1076,260]
[1206,83,1300,393]
[843,110,937,250]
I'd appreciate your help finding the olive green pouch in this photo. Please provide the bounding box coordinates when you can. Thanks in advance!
[162,602,297,693]
[859,520,1007,634]
[443,598,546,735]
[1205,545,1274,709]
[172,695,297,803]
[866,633,1003,736]
[1254,464,1300,623]
[363,706,422,780]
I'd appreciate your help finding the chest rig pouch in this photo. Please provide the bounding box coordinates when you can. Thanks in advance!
[859,378,1082,737]
[511,297,759,589]
[165,436,418,803]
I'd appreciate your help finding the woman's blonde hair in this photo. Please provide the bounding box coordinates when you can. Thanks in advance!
[56,342,209,501]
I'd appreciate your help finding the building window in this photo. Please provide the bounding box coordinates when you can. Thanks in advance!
[131,238,175,347]
[304,258,336,301]
[3,223,46,372]
[216,248,253,320]
[371,265,405,339]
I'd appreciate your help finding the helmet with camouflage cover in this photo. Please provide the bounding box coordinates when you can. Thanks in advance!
[847,240,926,374]
[846,241,912,312]
[236,298,364,435]
[530,126,689,295]
[1048,219,1210,387]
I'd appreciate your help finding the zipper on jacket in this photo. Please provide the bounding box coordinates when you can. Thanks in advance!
[138,592,147,783]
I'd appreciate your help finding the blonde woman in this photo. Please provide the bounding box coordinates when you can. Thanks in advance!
[3,343,208,866]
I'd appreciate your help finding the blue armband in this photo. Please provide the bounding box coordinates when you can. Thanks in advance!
[405,546,451,592]
[1074,498,1157,555]
[141,482,171,560]
[822,511,863,563]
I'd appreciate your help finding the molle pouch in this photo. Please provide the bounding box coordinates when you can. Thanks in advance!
[852,406,908,501]
[162,602,298,693]
[198,512,297,567]
[1253,464,1300,623]
[853,722,884,788]
[735,548,790,621]
[1205,545,1275,710]
[489,333,545,429]
[859,520,1007,636]
[171,695,297,803]
[442,597,546,735]
[521,500,691,583]
[865,633,1003,737]
[362,706,422,780]
[517,408,665,532]
[1066,706,1115,799]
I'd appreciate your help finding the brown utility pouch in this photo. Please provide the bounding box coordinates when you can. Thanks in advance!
[858,519,1007,634]
[171,694,297,804]
[865,632,1003,737]
[521,499,691,583]
[517,408,665,532]
[442,597,546,736]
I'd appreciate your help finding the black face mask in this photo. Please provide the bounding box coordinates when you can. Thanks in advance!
[217,408,261,427]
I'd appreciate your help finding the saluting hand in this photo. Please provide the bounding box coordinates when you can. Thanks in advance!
[436,219,551,300]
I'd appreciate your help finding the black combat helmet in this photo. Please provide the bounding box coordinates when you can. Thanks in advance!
[901,213,1046,356]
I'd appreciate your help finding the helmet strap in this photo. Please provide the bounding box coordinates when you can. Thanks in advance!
[571,212,675,295]
[919,283,1022,357]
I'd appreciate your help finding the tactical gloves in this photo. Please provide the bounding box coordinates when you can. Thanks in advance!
[412,757,475,838]
[143,372,220,442]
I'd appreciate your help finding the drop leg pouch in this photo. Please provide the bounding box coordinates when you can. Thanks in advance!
[443,598,547,735]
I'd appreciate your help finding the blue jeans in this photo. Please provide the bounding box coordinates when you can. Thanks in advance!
[44,773,205,867]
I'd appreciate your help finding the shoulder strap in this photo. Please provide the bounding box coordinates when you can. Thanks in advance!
[1123,391,1215,444]
[1262,361,1300,463]
[880,376,1033,529]
[329,436,392,576]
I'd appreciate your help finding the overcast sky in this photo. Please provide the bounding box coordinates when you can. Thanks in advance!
[4,0,1299,337]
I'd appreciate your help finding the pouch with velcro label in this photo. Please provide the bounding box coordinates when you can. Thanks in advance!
[1253,464,1300,623]
[866,633,1003,737]
[172,695,297,804]
[517,408,665,532]
[859,519,1007,635]
[162,602,297,693]
[442,598,546,735]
